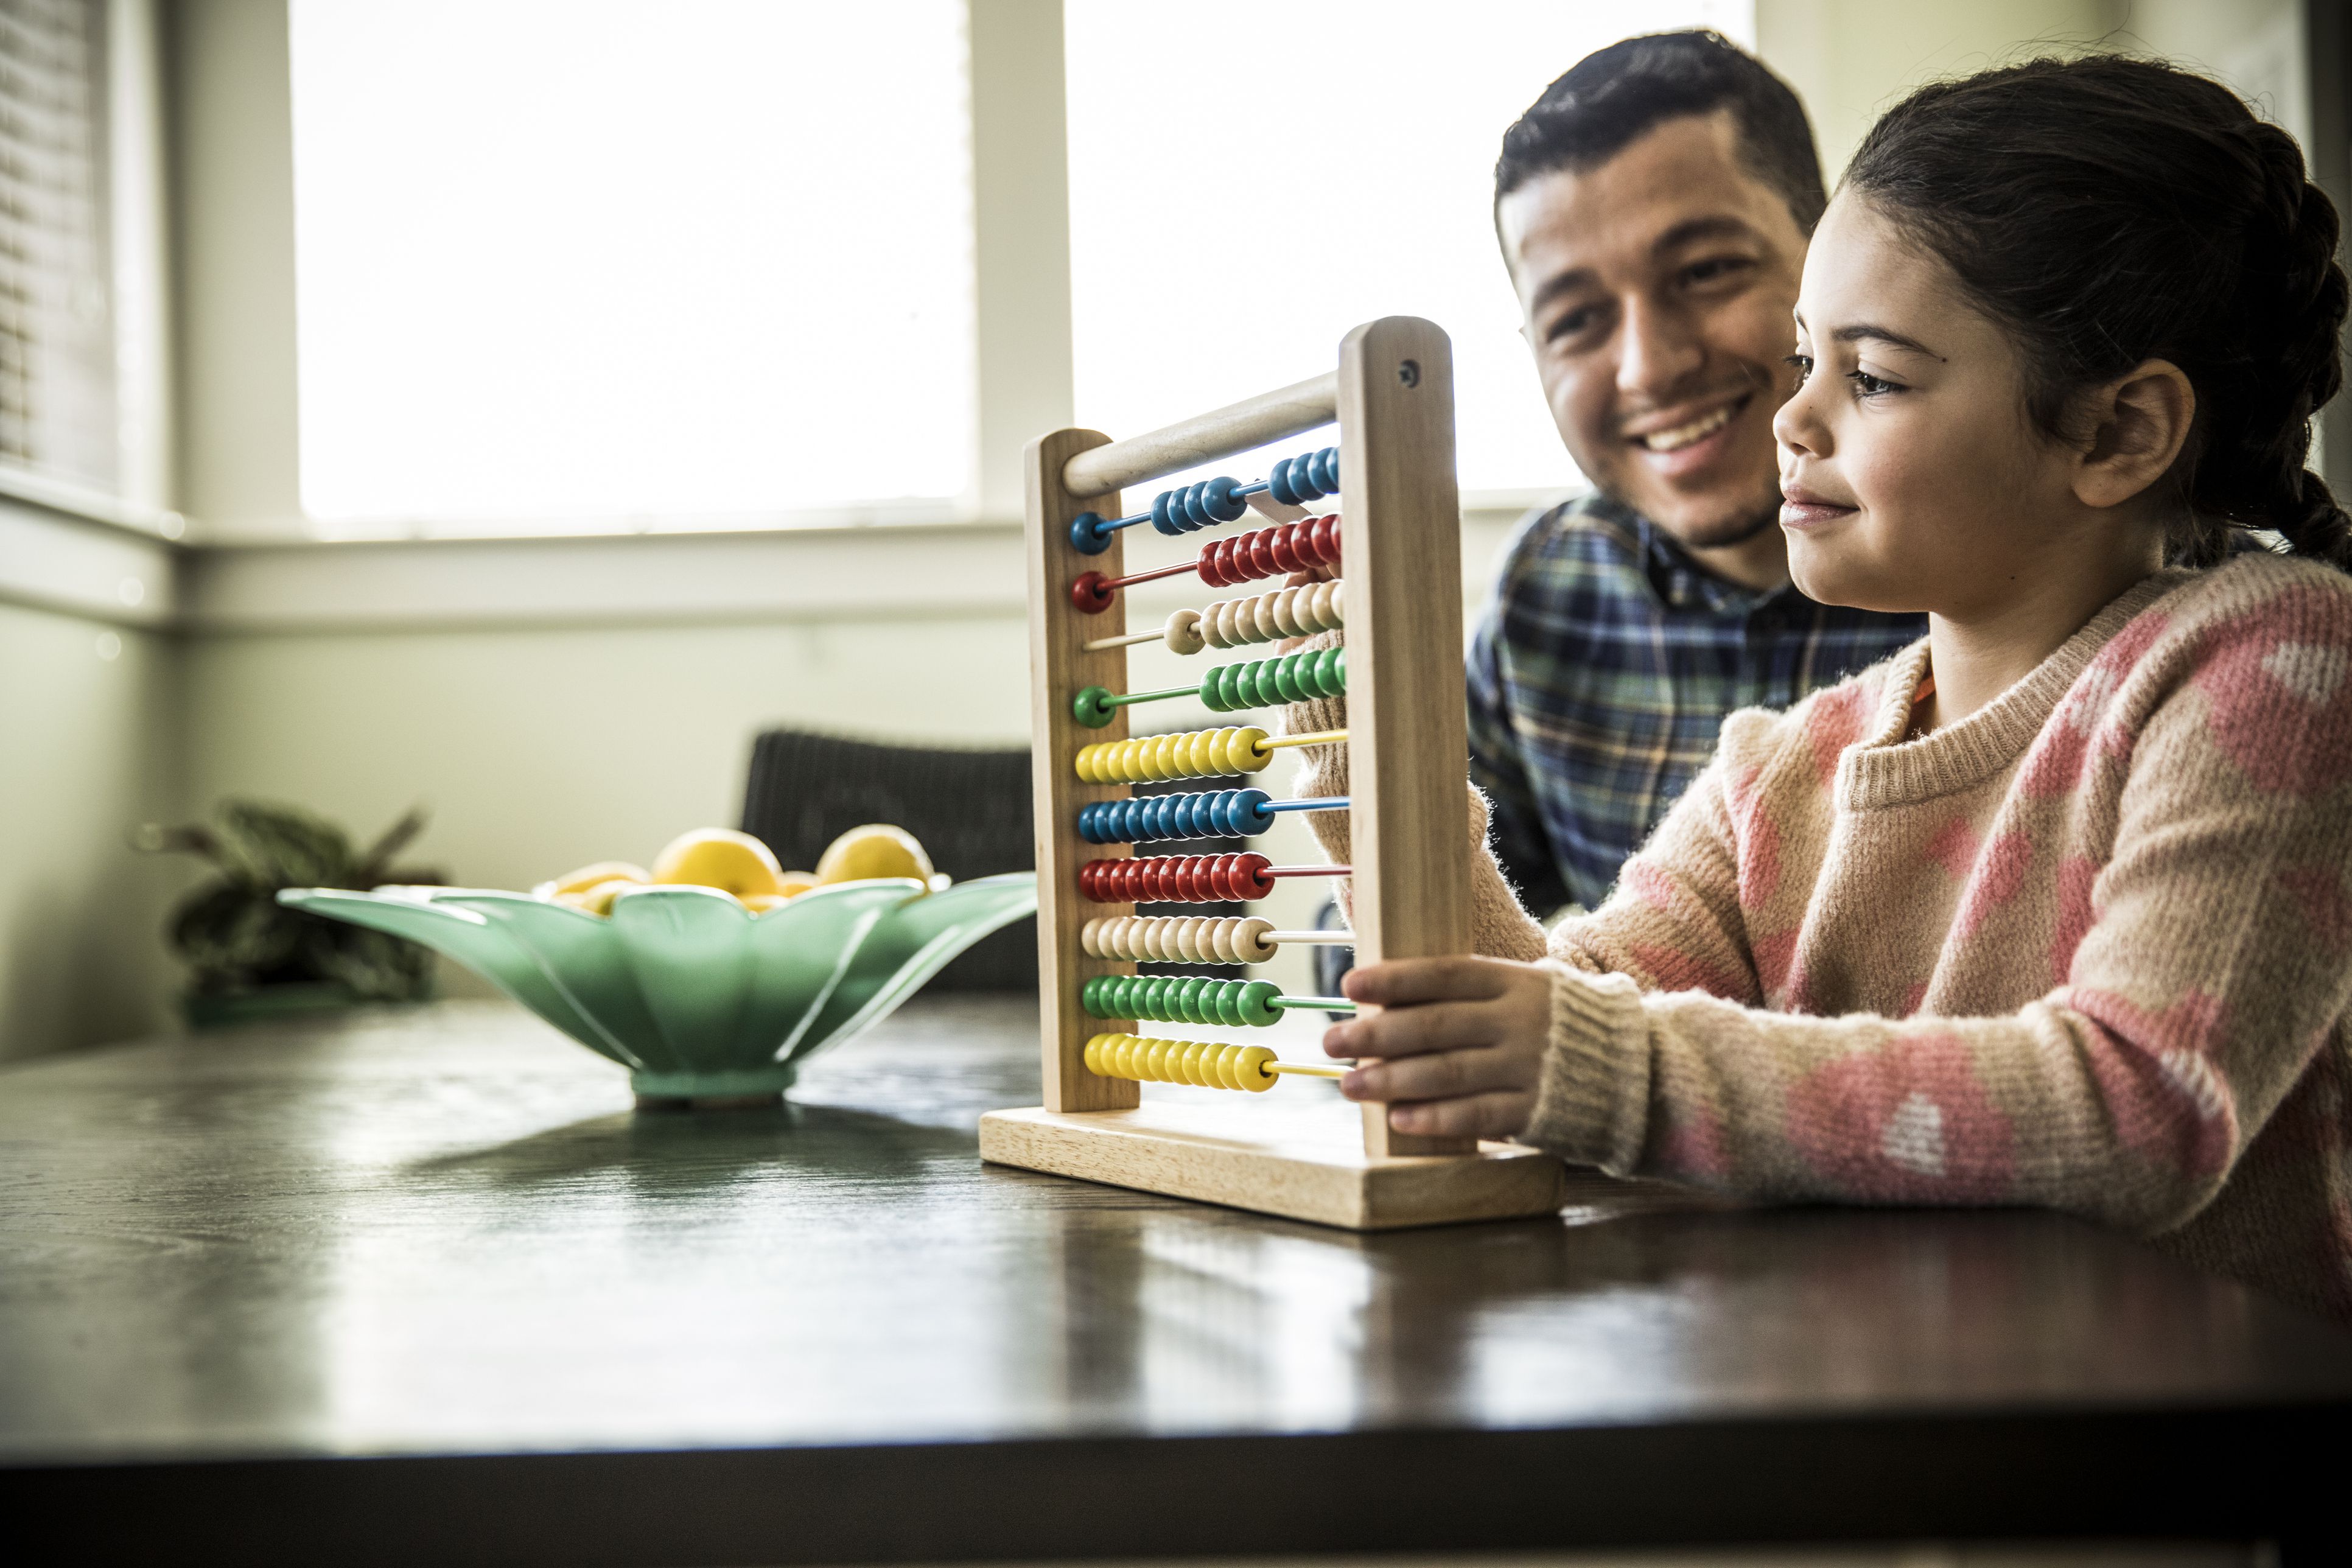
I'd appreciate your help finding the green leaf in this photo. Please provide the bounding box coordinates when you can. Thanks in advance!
[309,924,436,1001]
[215,802,355,888]
[354,805,430,883]
[169,883,307,990]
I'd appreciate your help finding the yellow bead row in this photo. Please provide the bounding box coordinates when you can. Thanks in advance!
[1083,1032,1278,1093]
[1074,726,1270,784]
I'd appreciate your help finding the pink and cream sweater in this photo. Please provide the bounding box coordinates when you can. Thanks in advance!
[1289,553,2352,1319]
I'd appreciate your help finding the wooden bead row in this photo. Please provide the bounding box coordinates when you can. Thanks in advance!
[1163,581,1345,655]
[1083,1032,1277,1093]
[1074,726,1271,784]
[1082,914,1279,964]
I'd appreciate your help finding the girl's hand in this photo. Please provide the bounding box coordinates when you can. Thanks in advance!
[1323,956,1553,1140]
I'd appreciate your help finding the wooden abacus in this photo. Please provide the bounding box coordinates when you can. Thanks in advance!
[977,317,1566,1230]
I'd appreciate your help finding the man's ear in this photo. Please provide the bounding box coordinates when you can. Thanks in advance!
[2073,359,2196,509]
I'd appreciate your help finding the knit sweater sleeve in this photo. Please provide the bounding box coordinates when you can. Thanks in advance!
[1527,609,2352,1237]
[1541,754,1760,999]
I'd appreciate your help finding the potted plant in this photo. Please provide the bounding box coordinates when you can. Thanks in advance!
[134,802,446,1029]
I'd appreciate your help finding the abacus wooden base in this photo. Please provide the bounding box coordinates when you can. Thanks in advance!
[979,1101,1567,1230]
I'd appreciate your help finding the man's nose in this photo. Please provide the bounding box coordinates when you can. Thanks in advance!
[1616,295,1703,402]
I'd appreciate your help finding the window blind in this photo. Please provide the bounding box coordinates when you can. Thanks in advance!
[0,0,116,493]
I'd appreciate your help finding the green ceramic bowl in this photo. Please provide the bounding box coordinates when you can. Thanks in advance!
[277,873,1035,1104]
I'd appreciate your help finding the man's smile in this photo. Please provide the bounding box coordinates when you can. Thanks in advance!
[1629,393,1749,452]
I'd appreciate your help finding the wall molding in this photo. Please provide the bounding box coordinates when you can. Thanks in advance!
[0,499,183,629]
[178,523,1032,635]
[4,498,1558,639]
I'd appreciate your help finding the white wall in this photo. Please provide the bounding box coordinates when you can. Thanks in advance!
[0,594,187,1059]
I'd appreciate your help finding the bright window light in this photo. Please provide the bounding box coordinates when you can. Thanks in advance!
[289,1,973,534]
[1066,1,1754,501]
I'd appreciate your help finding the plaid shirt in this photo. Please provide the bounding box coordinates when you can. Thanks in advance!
[1468,493,1926,916]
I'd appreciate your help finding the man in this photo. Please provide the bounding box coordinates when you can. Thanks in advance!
[1472,31,1925,915]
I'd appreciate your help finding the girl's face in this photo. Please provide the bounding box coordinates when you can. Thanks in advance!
[1773,193,2088,616]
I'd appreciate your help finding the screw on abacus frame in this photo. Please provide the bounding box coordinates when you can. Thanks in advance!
[1398,359,1420,388]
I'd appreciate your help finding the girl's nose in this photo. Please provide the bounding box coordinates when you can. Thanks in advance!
[1773,369,1825,458]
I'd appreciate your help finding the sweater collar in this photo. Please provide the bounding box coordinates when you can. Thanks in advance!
[1837,569,2193,810]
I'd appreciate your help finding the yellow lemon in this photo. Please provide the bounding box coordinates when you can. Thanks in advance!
[814,824,933,886]
[550,860,649,896]
[779,870,821,898]
[649,828,784,899]
[556,878,642,917]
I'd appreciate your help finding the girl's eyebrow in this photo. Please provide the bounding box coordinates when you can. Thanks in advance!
[1830,323,1947,362]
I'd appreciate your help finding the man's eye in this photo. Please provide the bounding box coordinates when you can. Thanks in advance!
[1684,256,1751,285]
[1783,352,1812,387]
[1545,307,1596,341]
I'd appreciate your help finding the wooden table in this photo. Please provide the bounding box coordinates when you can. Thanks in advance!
[2,998,2347,1566]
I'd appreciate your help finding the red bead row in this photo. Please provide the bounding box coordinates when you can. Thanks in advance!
[1079,853,1276,903]
[1197,514,1342,588]
[1069,516,1343,615]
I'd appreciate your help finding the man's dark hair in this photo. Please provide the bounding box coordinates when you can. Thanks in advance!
[1495,30,1826,235]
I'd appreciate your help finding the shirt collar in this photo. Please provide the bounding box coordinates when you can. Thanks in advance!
[1580,491,1799,616]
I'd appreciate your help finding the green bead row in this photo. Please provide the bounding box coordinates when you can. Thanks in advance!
[1082,974,1284,1027]
[1199,647,1346,713]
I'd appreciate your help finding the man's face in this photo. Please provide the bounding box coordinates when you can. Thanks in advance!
[1499,111,1809,549]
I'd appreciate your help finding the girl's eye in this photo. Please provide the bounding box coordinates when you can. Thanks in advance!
[1783,352,1812,388]
[1848,370,1903,397]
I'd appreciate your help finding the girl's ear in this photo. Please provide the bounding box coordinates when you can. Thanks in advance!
[2073,359,2196,510]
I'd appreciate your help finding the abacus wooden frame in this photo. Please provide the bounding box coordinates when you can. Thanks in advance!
[978,315,1564,1230]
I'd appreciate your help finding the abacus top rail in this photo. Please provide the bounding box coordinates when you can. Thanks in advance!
[1062,372,1340,499]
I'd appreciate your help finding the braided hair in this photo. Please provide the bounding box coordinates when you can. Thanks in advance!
[1843,55,2352,571]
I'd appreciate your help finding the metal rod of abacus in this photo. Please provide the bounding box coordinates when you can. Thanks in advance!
[1261,729,1348,752]
[1265,795,1348,813]
[1090,558,1199,594]
[1261,929,1356,945]
[1267,995,1356,1012]
[1082,627,1166,651]
[1093,682,1197,711]
[1266,1061,1348,1079]
[1261,864,1351,879]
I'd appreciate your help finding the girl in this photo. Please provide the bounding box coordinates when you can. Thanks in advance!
[1292,56,2352,1319]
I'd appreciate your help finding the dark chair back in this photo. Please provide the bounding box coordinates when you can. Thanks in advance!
[741,730,1037,990]
[740,729,1248,993]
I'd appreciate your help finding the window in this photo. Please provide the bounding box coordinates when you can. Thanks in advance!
[0,0,117,494]
[288,0,974,536]
[1065,0,1754,501]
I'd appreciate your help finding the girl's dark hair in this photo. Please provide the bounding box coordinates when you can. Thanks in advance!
[1844,55,2352,571]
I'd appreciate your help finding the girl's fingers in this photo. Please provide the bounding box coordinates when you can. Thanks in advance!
[1342,957,1517,1007]
[1340,1043,1527,1104]
[1384,1090,1534,1142]
[1324,999,1502,1059]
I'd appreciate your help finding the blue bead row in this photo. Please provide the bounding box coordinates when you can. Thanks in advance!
[1068,445,1341,554]
[1078,788,1279,844]
[1266,446,1339,508]
[1149,475,1248,536]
